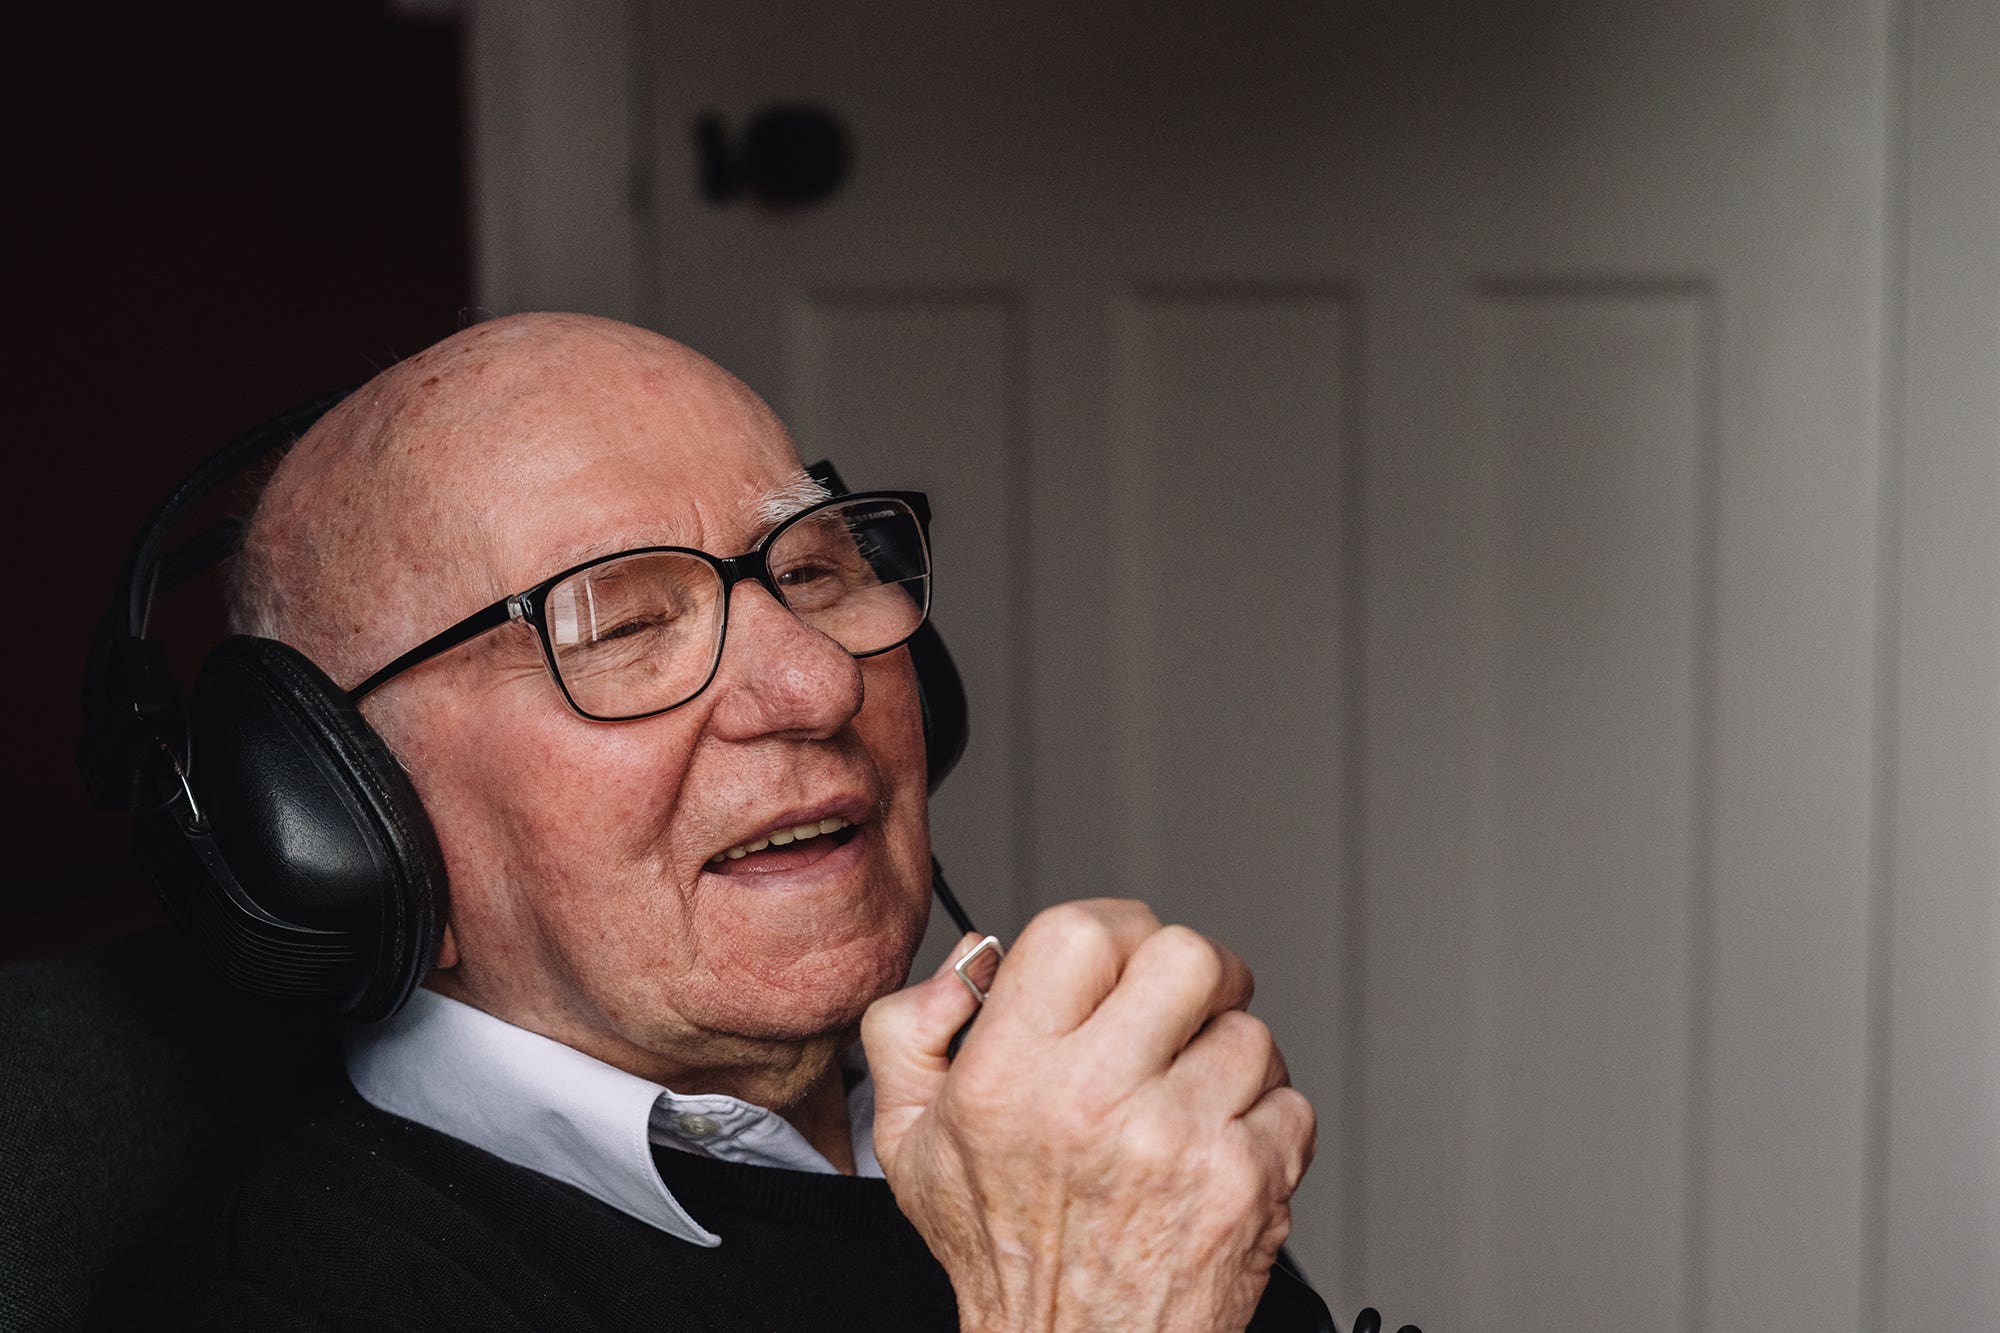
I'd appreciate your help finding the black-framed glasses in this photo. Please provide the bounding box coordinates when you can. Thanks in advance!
[347,491,932,722]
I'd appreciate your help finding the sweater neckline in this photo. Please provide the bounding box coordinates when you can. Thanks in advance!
[651,1145,914,1233]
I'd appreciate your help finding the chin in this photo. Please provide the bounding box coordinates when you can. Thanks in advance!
[702,916,928,1044]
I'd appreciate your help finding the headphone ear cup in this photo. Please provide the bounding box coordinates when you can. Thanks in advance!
[160,636,445,1020]
[907,620,967,794]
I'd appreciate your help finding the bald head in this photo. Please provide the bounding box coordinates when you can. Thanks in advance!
[232,313,797,692]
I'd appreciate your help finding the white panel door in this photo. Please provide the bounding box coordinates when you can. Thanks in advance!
[463,1,1956,1326]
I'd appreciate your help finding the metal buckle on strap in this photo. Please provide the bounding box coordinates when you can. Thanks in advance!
[952,935,1005,1005]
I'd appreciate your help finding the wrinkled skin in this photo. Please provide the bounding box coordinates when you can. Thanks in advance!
[865,902,1317,1331]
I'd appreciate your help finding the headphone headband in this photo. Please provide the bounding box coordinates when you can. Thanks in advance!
[119,389,351,639]
[81,391,352,815]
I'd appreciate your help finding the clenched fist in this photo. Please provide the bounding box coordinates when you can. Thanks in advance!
[862,899,1317,1332]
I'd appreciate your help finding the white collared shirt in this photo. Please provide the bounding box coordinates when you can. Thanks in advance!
[344,987,883,1247]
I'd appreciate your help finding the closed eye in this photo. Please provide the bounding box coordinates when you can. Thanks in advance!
[595,615,668,643]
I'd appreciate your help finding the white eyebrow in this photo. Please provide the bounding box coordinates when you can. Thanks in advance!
[749,470,833,533]
[527,470,834,581]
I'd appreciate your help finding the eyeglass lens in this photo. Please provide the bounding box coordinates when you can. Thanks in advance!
[541,496,930,719]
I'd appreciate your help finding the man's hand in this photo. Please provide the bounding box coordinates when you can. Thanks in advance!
[862,900,1316,1332]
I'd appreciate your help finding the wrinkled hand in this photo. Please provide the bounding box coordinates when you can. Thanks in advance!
[862,900,1316,1333]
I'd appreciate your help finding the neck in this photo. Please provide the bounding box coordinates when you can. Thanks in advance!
[781,1065,857,1174]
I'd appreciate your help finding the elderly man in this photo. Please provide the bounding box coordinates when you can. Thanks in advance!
[166,312,1318,1329]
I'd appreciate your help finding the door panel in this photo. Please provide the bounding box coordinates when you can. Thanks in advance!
[1471,288,1708,1327]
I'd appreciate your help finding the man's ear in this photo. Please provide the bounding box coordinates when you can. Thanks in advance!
[434,922,459,971]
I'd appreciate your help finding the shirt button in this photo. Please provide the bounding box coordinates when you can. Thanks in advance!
[674,1112,721,1138]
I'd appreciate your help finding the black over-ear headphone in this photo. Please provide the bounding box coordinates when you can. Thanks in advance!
[78,395,971,1021]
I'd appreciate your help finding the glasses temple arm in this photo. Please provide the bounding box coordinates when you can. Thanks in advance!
[346,600,515,703]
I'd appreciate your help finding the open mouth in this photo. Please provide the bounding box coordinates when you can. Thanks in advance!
[706,816,862,875]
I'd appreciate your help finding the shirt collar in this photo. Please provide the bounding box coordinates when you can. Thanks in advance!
[344,987,882,1247]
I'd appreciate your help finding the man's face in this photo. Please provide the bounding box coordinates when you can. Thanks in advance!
[356,323,933,1099]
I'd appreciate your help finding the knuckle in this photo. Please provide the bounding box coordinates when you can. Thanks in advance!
[1273,1087,1318,1176]
[1148,923,1224,988]
[1202,1011,1272,1078]
[1020,899,1141,965]
[1287,1085,1318,1138]
[1106,897,1163,929]
[1025,901,1110,951]
[858,1000,886,1046]
[1221,1008,1273,1052]
[1119,1110,1188,1174]
[1250,1033,1287,1091]
[1212,1145,1272,1212]
[858,989,906,1045]
[1040,899,1104,931]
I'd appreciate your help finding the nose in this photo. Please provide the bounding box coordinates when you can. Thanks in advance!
[704,580,865,741]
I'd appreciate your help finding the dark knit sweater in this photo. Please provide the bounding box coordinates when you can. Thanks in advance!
[137,1101,1328,1331]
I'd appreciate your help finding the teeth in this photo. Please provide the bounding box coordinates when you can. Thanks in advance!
[710,817,852,865]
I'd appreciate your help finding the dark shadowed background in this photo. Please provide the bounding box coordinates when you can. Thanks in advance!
[3,2,469,959]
